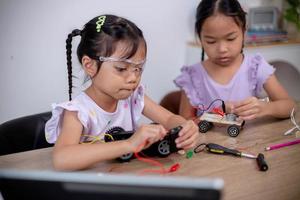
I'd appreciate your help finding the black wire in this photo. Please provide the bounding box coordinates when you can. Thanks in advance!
[196,99,225,116]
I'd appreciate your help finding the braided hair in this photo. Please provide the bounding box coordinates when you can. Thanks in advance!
[66,29,81,101]
[65,14,146,100]
[195,0,246,61]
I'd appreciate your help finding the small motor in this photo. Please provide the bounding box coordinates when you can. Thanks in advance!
[225,113,237,121]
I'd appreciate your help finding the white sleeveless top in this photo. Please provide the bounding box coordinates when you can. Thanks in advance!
[45,85,145,143]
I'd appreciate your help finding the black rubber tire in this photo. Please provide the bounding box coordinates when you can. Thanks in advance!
[198,120,211,133]
[118,153,134,162]
[157,140,171,157]
[227,125,240,137]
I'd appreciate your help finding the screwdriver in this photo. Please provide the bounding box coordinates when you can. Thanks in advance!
[205,143,256,159]
[203,143,268,171]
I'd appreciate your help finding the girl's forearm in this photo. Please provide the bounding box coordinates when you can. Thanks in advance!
[53,140,132,171]
[165,114,187,130]
[264,99,296,118]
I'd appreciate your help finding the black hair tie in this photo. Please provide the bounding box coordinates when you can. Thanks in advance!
[72,29,82,37]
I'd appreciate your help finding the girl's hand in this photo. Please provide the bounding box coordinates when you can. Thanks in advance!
[233,97,266,120]
[175,120,199,149]
[225,101,235,113]
[127,124,167,152]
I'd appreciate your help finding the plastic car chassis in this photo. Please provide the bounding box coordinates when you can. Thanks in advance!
[104,126,182,162]
[198,112,245,137]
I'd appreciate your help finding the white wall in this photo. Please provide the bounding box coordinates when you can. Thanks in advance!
[0,0,200,123]
[2,0,292,123]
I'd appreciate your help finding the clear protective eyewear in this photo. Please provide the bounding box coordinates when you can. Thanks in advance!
[99,56,146,77]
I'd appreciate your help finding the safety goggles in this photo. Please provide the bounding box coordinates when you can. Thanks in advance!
[99,56,146,77]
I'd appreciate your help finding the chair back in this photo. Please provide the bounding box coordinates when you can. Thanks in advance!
[270,61,300,101]
[160,91,181,115]
[0,112,53,156]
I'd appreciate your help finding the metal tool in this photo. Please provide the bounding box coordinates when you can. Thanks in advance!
[205,143,257,159]
[194,143,268,171]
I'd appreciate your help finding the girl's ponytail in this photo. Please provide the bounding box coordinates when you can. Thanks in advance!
[66,29,81,101]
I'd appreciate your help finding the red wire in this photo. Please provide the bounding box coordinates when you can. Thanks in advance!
[134,142,180,174]
[212,107,225,116]
[194,104,225,117]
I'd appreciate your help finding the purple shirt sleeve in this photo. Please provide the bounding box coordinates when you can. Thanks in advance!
[174,64,205,107]
[249,53,275,96]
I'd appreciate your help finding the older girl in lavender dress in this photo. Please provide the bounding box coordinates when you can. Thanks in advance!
[174,0,295,120]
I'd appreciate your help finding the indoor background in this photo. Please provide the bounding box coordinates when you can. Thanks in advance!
[0,0,299,123]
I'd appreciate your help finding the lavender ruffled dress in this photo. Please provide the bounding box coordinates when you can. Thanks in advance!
[174,53,275,108]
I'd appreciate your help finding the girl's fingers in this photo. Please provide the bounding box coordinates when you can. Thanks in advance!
[239,108,258,116]
[235,103,254,113]
[238,97,256,106]
[176,129,193,143]
[176,125,199,149]
[239,114,256,121]
[134,122,200,151]
[235,104,261,117]
[177,132,199,149]
[158,125,168,139]
[149,125,168,143]
[225,101,235,113]
[132,124,167,150]
[181,121,197,134]
[235,97,258,111]
[176,122,197,143]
